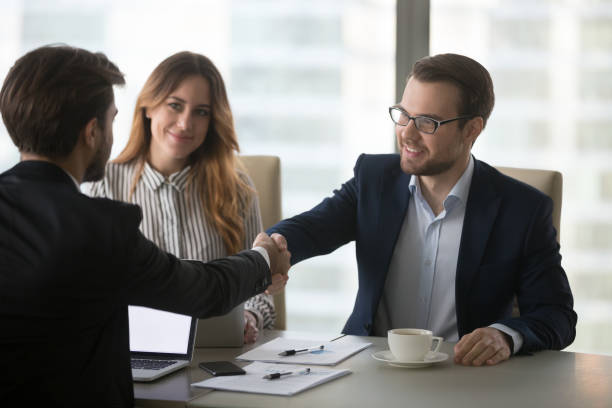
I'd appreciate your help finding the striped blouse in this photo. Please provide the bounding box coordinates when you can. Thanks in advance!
[88,160,275,329]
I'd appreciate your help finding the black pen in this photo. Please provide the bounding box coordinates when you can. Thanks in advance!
[278,345,324,356]
[262,368,310,380]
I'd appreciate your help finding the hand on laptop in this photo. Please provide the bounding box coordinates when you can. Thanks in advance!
[243,311,259,343]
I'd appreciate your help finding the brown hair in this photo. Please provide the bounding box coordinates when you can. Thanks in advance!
[114,51,251,255]
[0,44,124,158]
[410,53,495,128]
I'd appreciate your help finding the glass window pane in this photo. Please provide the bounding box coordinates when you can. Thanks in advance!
[0,0,396,334]
[431,0,612,355]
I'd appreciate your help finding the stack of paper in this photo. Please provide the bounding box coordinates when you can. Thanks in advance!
[235,337,371,366]
[192,362,351,396]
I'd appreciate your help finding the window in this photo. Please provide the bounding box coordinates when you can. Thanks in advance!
[431,0,612,355]
[0,0,396,334]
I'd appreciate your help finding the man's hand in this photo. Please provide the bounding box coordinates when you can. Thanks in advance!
[453,327,512,366]
[265,272,288,295]
[270,233,288,252]
[264,233,290,295]
[252,232,291,277]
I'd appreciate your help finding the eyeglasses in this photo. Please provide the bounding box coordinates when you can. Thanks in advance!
[388,107,473,135]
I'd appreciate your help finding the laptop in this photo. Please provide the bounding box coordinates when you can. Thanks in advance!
[129,305,197,382]
[195,302,245,347]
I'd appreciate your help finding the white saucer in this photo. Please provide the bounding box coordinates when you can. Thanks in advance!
[371,350,449,368]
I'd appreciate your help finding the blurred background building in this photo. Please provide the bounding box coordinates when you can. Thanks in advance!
[0,0,396,335]
[1,0,610,355]
[430,0,612,355]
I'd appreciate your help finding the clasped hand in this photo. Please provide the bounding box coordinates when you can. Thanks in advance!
[252,232,290,295]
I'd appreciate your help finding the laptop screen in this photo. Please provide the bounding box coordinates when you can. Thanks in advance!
[129,306,193,355]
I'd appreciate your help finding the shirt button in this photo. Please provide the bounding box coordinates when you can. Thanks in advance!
[424,260,432,267]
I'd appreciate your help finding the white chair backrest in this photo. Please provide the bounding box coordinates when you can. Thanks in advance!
[239,155,285,330]
[495,166,562,242]
[495,166,563,317]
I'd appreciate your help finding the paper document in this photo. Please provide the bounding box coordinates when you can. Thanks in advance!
[192,362,351,396]
[236,337,371,366]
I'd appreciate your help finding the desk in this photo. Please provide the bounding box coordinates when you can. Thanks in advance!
[135,330,612,408]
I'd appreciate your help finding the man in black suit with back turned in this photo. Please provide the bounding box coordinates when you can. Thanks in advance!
[0,45,290,407]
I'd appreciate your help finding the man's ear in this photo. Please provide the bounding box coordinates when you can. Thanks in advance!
[465,116,484,145]
[80,117,99,149]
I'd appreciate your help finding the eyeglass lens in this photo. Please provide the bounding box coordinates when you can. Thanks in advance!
[390,108,437,133]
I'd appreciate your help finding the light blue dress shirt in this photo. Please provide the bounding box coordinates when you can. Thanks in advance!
[373,156,523,353]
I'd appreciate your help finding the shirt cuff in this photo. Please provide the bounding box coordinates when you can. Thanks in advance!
[251,246,270,269]
[490,323,524,354]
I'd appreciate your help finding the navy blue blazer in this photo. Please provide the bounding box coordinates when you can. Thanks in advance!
[268,154,576,352]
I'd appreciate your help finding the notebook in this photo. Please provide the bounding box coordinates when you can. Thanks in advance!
[129,305,197,382]
[195,303,245,347]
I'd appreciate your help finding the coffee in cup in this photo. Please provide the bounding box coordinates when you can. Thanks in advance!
[387,328,443,362]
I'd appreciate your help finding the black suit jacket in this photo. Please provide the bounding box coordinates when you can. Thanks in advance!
[0,161,270,407]
[268,154,576,352]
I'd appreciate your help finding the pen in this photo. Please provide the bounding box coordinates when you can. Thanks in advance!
[262,368,310,380]
[329,334,347,342]
[278,345,324,356]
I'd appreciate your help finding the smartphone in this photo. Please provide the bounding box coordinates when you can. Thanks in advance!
[198,361,246,376]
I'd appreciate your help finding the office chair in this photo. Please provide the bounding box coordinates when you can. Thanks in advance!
[239,155,286,330]
[496,166,563,317]
[495,166,562,242]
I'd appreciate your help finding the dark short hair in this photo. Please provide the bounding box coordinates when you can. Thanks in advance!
[0,44,125,158]
[410,53,495,128]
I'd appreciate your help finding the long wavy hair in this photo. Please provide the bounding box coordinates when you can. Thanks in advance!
[114,51,251,255]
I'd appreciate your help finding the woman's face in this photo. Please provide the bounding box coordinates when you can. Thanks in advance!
[146,75,211,176]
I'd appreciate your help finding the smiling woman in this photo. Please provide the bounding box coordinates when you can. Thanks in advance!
[89,52,279,342]
[146,75,212,176]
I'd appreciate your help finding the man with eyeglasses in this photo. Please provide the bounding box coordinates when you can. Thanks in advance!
[268,53,576,366]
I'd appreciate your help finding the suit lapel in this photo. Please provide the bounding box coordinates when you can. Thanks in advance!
[455,160,501,335]
[376,163,412,281]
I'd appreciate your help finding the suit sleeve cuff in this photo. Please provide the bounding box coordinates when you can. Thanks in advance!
[251,246,270,269]
[490,323,524,354]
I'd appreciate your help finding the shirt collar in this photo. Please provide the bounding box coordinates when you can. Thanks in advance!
[447,154,475,205]
[409,172,421,196]
[23,161,80,192]
[141,161,191,192]
[408,154,475,207]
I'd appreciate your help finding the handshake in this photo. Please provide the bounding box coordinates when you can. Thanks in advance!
[252,232,291,295]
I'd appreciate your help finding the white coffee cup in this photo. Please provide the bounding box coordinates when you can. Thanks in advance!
[387,328,443,362]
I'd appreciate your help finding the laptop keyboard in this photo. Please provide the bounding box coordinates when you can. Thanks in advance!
[131,359,177,370]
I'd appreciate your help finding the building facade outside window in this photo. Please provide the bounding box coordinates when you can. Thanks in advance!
[0,0,396,334]
[431,0,612,355]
